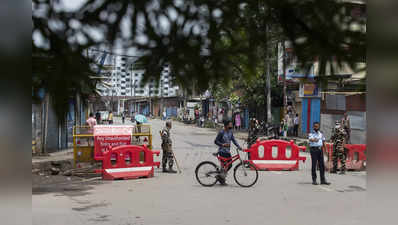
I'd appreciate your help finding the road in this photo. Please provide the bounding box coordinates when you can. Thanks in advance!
[33,118,367,225]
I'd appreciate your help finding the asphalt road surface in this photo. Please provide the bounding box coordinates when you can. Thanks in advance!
[32,118,367,225]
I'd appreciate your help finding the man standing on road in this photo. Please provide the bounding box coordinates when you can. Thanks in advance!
[293,114,299,137]
[214,120,242,185]
[330,120,347,174]
[308,122,331,185]
[161,121,177,173]
[341,112,351,144]
[247,118,260,148]
[247,118,260,160]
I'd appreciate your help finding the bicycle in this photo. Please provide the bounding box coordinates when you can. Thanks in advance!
[195,147,259,187]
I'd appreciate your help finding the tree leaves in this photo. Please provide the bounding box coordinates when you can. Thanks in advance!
[32,0,366,117]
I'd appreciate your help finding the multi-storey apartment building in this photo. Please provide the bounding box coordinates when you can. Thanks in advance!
[95,54,179,98]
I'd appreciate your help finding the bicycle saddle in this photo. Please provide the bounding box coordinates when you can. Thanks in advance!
[212,152,219,157]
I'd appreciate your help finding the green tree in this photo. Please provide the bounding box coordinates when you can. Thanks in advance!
[33,0,366,117]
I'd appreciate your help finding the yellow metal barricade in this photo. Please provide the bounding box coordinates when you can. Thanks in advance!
[73,126,95,166]
[131,124,153,149]
[73,124,153,167]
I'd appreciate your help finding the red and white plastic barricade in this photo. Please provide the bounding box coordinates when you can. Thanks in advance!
[97,144,160,180]
[93,125,134,161]
[245,139,306,171]
[325,143,366,171]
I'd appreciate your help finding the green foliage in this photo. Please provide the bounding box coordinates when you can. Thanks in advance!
[33,0,366,116]
[32,46,99,122]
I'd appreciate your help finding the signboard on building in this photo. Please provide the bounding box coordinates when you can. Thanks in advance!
[299,82,321,98]
[187,102,199,108]
[278,41,316,82]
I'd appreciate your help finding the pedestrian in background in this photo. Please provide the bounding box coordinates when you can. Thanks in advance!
[247,118,260,159]
[287,115,293,136]
[341,112,351,144]
[95,111,101,124]
[131,111,135,123]
[86,113,97,146]
[86,112,97,133]
[235,113,241,130]
[122,111,125,124]
[330,120,347,174]
[163,110,167,120]
[308,122,331,185]
[281,118,288,138]
[108,111,113,124]
[293,114,299,137]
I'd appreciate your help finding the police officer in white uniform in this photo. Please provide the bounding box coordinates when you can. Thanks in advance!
[308,122,331,185]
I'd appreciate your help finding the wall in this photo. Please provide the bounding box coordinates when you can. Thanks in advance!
[46,97,59,152]
[32,104,43,154]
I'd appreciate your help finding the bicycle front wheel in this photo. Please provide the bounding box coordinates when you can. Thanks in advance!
[233,162,258,187]
[195,161,219,187]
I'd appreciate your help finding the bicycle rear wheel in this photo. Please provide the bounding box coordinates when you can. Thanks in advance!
[233,162,258,187]
[195,161,219,187]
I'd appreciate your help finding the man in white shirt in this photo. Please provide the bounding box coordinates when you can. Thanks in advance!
[308,122,331,185]
[293,114,299,137]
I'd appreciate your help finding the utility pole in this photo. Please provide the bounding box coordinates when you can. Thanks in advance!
[130,68,133,97]
[266,25,272,124]
[282,40,287,114]
[160,78,164,116]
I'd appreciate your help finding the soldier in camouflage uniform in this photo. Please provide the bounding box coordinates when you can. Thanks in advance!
[161,121,177,173]
[330,120,347,174]
[246,118,260,159]
[247,118,260,148]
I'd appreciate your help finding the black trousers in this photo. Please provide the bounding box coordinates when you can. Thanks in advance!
[293,125,299,136]
[310,147,326,182]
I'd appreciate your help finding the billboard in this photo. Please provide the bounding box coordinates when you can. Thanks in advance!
[299,82,321,98]
[278,41,316,82]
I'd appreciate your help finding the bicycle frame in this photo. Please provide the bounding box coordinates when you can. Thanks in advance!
[217,148,248,171]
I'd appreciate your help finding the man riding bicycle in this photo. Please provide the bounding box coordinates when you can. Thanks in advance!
[214,120,242,184]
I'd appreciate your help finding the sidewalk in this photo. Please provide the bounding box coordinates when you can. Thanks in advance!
[32,149,74,174]
[32,148,74,164]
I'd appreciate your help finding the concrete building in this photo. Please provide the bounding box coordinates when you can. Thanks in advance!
[91,50,180,115]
